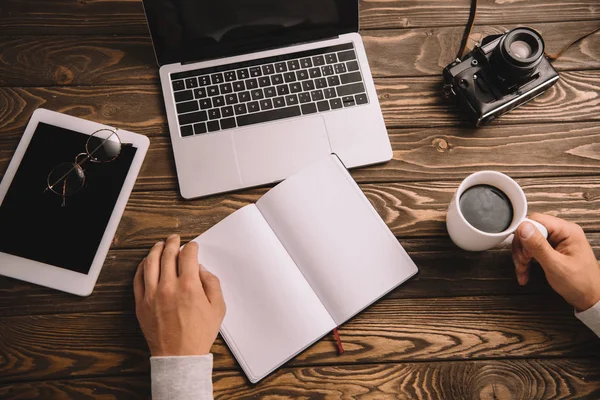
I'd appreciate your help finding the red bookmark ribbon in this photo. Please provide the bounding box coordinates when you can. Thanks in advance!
[333,327,344,355]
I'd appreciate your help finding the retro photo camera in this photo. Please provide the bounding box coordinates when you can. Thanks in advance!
[443,27,559,126]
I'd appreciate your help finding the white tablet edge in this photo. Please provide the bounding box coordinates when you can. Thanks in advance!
[0,108,150,296]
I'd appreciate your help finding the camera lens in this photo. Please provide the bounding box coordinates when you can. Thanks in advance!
[492,27,545,82]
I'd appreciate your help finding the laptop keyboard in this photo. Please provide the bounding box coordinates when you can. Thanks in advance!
[170,43,369,137]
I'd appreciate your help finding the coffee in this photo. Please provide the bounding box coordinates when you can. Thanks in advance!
[459,184,513,233]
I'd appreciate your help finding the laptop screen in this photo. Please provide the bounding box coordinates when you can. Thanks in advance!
[143,0,358,66]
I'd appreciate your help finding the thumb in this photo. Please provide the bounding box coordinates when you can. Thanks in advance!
[517,221,559,270]
[199,265,226,313]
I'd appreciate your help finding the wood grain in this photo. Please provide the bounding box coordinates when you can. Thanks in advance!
[1,0,598,35]
[0,21,598,87]
[1,295,597,382]
[1,358,599,399]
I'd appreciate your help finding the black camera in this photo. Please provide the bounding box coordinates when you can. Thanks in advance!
[443,27,559,126]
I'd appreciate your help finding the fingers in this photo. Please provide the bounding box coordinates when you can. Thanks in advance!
[179,241,200,280]
[200,266,226,314]
[133,257,145,301]
[512,233,530,286]
[144,241,164,294]
[528,213,579,247]
[160,234,181,285]
[516,220,562,273]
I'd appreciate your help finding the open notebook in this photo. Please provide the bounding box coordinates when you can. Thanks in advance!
[191,155,418,382]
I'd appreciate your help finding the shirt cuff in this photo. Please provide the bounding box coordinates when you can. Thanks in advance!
[575,300,600,337]
[151,354,214,400]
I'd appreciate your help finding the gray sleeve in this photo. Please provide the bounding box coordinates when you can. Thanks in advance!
[150,354,214,400]
[575,300,600,337]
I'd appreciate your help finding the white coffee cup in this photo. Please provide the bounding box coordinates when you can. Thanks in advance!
[446,171,548,251]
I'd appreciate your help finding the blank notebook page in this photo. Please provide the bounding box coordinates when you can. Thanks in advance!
[192,205,335,382]
[257,155,418,324]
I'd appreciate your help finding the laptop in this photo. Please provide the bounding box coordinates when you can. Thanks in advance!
[142,0,393,199]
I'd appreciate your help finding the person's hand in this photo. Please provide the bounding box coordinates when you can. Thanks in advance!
[133,234,226,356]
[512,213,600,312]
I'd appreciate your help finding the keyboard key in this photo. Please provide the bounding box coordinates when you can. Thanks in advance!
[239,91,251,102]
[222,106,234,117]
[193,88,207,99]
[330,98,343,109]
[177,100,199,114]
[172,80,185,91]
[334,63,347,74]
[207,120,220,132]
[309,68,321,78]
[312,55,325,66]
[213,96,225,107]
[275,62,287,73]
[193,122,207,135]
[250,67,262,77]
[302,80,315,91]
[298,93,311,103]
[311,90,324,101]
[324,88,336,99]
[284,72,296,83]
[208,108,221,120]
[185,77,198,88]
[211,73,224,84]
[296,70,309,80]
[317,100,330,112]
[178,110,208,125]
[220,83,233,94]
[336,82,365,97]
[356,93,368,105]
[181,125,194,136]
[264,87,276,98]
[342,96,356,107]
[271,74,283,85]
[237,105,301,127]
[326,53,338,64]
[199,99,212,110]
[300,58,312,68]
[285,94,299,105]
[340,71,362,84]
[233,81,245,92]
[301,103,317,114]
[221,117,237,130]
[262,64,275,75]
[259,76,271,87]
[175,90,194,102]
[273,97,286,108]
[338,50,357,62]
[246,78,258,89]
[260,99,273,110]
[251,89,264,100]
[347,60,359,72]
[315,78,327,89]
[290,82,302,93]
[322,65,334,76]
[277,84,290,95]
[198,76,211,86]
[234,103,247,115]
[237,69,249,80]
[327,76,341,86]
[247,101,260,113]
[224,71,236,82]
[225,93,238,105]
[207,86,219,96]
[287,60,300,70]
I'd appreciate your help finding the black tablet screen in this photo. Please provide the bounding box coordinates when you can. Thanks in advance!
[0,122,137,274]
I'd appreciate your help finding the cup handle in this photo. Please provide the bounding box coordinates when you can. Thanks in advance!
[502,218,549,246]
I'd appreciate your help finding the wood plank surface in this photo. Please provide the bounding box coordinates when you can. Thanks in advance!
[1,294,597,383]
[0,69,598,141]
[0,21,598,87]
[1,0,599,35]
[2,358,599,400]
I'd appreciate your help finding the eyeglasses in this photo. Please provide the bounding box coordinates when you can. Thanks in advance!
[46,129,122,207]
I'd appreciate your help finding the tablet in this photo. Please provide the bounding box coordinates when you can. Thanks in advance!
[0,109,149,296]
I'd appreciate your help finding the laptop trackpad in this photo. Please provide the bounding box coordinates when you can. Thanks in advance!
[232,115,332,186]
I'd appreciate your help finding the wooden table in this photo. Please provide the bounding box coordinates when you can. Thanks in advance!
[1,1,599,398]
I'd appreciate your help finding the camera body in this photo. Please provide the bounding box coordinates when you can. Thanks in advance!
[443,27,559,126]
